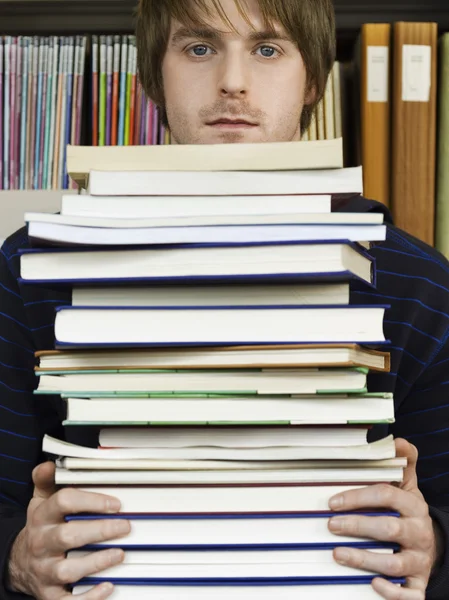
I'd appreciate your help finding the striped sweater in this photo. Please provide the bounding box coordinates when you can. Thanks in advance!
[0,197,448,598]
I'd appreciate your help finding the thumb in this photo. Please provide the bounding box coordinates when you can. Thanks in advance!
[32,461,57,501]
[395,437,419,492]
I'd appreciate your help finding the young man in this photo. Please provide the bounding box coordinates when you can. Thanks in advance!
[0,0,448,598]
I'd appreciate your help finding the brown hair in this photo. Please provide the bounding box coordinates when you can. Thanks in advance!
[136,0,336,134]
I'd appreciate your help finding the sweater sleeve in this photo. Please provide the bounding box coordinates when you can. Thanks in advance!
[391,324,449,600]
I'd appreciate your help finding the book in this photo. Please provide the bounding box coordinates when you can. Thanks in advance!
[19,241,374,285]
[435,33,449,258]
[98,425,372,449]
[35,344,391,372]
[359,24,391,207]
[64,482,393,514]
[71,582,404,599]
[54,466,404,486]
[53,305,388,347]
[35,367,369,396]
[58,395,395,427]
[67,548,395,579]
[84,165,360,196]
[62,514,398,548]
[27,221,385,247]
[60,193,332,218]
[66,138,345,188]
[391,22,438,244]
[67,284,352,308]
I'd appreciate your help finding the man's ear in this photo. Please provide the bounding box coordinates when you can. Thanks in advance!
[304,84,317,107]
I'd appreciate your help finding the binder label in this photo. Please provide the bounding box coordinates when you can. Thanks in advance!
[402,45,432,102]
[367,46,389,103]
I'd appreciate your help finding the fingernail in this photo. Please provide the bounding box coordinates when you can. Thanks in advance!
[100,582,114,596]
[113,520,131,536]
[329,517,344,533]
[329,495,344,509]
[107,498,121,512]
[335,548,351,565]
[109,549,125,563]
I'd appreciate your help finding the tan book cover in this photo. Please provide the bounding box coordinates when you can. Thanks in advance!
[435,33,449,258]
[360,24,392,207]
[391,22,438,245]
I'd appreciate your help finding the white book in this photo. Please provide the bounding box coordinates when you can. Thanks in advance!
[57,457,407,471]
[70,284,351,308]
[61,194,332,219]
[20,242,372,284]
[36,344,390,372]
[86,166,362,197]
[68,548,393,579]
[55,466,404,486]
[72,583,401,600]
[71,483,380,514]
[53,305,387,346]
[67,138,344,188]
[45,434,396,460]
[64,517,385,548]
[98,425,369,449]
[61,397,395,429]
[36,368,369,395]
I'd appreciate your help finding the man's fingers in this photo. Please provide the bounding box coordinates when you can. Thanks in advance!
[32,462,57,501]
[44,519,131,554]
[395,439,419,492]
[372,576,426,599]
[64,582,114,600]
[329,515,406,544]
[333,547,427,579]
[52,548,125,586]
[35,488,122,524]
[329,484,426,518]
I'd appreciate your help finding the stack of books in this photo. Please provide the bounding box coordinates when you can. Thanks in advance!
[20,137,405,599]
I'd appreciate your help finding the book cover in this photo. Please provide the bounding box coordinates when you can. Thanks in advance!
[106,35,113,146]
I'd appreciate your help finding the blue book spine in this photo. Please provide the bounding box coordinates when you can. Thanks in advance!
[33,38,44,190]
[118,35,128,146]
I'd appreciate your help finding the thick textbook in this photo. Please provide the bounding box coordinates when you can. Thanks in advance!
[60,193,332,219]
[86,166,362,197]
[35,344,391,372]
[67,547,394,579]
[66,138,344,188]
[53,305,388,347]
[63,515,396,549]
[20,241,374,285]
[35,368,369,396]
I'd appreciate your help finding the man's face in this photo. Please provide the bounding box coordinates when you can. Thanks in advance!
[162,0,310,144]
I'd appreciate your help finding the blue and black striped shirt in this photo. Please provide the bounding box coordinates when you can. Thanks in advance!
[0,196,449,598]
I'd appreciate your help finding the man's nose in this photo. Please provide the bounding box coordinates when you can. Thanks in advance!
[217,52,249,97]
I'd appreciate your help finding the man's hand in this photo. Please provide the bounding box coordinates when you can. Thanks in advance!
[328,438,442,600]
[8,461,131,600]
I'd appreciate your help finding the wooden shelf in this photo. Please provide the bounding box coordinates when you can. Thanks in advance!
[0,0,448,58]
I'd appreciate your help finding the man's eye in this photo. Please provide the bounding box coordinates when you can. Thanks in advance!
[189,45,212,57]
[257,45,279,58]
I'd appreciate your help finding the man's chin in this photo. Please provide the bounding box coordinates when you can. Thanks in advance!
[202,127,263,144]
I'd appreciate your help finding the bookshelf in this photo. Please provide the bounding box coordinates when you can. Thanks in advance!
[0,0,449,243]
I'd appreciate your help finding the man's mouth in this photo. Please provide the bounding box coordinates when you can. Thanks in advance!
[207,118,258,129]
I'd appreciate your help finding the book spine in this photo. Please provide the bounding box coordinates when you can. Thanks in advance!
[0,37,3,190]
[38,38,49,189]
[111,35,121,146]
[128,38,137,145]
[63,37,74,188]
[124,36,134,146]
[46,36,59,189]
[118,36,128,146]
[70,35,80,147]
[9,37,16,189]
[25,36,34,189]
[4,36,11,189]
[42,36,54,190]
[98,35,106,146]
[52,37,65,189]
[33,37,44,190]
[91,35,99,146]
[134,79,142,147]
[106,35,113,146]
[76,37,87,146]
[139,83,146,145]
[14,36,23,190]
[29,36,39,189]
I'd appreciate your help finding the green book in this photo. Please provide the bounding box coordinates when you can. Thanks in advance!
[123,35,134,146]
[436,33,449,258]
